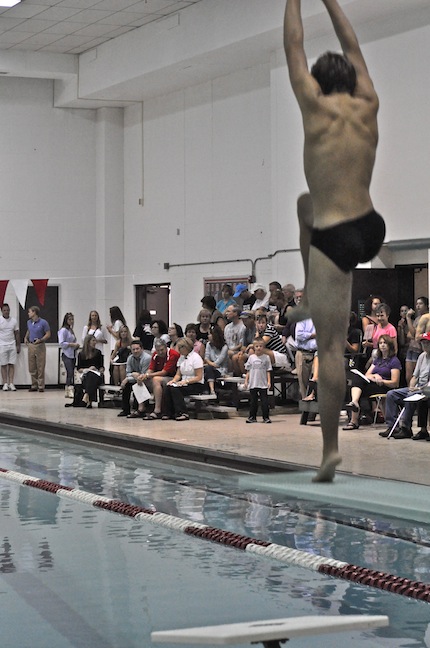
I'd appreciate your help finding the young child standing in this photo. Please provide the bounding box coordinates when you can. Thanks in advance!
[244,337,272,423]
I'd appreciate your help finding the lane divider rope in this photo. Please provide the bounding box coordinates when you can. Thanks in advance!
[1,467,429,604]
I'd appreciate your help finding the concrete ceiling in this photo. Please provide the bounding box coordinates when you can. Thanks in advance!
[1,0,430,107]
[0,0,203,54]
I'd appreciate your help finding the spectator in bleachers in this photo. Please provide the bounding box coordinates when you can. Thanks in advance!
[196,309,211,345]
[133,309,154,351]
[281,288,304,367]
[268,287,286,327]
[231,311,256,376]
[343,335,401,430]
[162,337,205,421]
[361,295,383,336]
[380,332,430,439]
[255,312,291,371]
[216,284,236,314]
[185,323,205,358]
[404,297,429,385]
[295,317,317,399]
[141,339,180,419]
[168,323,183,351]
[110,325,132,385]
[76,335,105,408]
[363,303,397,357]
[345,311,363,368]
[204,325,229,397]
[224,304,246,363]
[251,284,270,311]
[282,283,296,309]
[150,320,170,348]
[233,283,255,310]
[397,305,410,378]
[117,340,151,418]
[200,295,225,330]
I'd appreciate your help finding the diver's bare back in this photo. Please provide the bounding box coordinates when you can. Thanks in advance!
[303,92,378,229]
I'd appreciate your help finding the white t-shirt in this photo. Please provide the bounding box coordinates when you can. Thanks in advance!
[178,351,204,383]
[110,319,123,351]
[0,316,18,346]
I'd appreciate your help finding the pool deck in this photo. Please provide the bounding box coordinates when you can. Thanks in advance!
[0,389,428,486]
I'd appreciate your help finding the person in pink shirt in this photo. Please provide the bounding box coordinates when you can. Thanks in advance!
[367,303,398,356]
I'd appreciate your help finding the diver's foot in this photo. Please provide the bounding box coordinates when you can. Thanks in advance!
[287,302,310,324]
[312,453,342,483]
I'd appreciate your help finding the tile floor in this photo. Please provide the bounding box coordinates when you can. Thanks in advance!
[0,389,428,486]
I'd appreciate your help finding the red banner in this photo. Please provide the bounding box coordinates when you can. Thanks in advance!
[31,279,49,306]
[0,280,8,306]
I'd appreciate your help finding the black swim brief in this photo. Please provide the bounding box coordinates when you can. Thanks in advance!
[310,209,385,273]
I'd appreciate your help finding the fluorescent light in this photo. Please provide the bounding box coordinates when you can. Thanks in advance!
[0,0,21,6]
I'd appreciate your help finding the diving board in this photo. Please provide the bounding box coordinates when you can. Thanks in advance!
[239,471,430,524]
[151,615,389,645]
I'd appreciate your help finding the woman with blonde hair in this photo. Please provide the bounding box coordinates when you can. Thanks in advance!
[110,325,132,385]
[161,337,205,421]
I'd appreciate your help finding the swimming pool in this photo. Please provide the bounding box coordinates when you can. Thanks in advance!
[0,423,429,647]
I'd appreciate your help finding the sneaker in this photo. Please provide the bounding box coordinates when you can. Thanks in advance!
[263,418,272,424]
[2,384,8,391]
[28,387,38,392]
[412,428,430,441]
[8,384,16,391]
[392,427,413,440]
[206,393,218,399]
[117,411,129,417]
[246,417,257,423]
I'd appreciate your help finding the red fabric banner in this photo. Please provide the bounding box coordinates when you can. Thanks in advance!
[31,279,49,306]
[0,280,9,306]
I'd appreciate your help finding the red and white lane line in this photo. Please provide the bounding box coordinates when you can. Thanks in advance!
[1,467,429,603]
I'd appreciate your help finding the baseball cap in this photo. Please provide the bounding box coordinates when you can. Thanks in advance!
[252,283,266,293]
[421,332,430,341]
[240,311,254,319]
[233,283,248,298]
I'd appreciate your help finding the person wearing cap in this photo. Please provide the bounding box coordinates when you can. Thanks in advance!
[251,284,269,311]
[233,283,256,310]
[381,332,430,440]
[231,310,256,376]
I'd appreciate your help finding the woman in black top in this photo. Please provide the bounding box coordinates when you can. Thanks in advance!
[133,309,154,351]
[76,335,104,407]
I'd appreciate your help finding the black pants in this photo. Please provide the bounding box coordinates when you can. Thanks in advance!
[82,371,103,403]
[249,388,269,419]
[204,366,221,382]
[121,382,136,414]
[163,383,205,417]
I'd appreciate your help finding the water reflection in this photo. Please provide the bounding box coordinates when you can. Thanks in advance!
[0,425,430,646]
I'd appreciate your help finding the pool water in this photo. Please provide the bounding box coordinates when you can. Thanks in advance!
[0,424,429,647]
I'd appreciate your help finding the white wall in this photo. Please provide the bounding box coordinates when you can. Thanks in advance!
[2,19,430,340]
[125,64,274,325]
[0,77,98,336]
[122,22,430,326]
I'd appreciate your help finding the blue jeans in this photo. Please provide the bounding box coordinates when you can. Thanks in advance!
[62,354,76,387]
[385,388,419,430]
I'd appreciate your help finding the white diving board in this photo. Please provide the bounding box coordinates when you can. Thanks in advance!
[151,615,389,645]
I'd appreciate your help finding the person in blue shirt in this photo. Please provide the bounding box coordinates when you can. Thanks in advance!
[24,306,51,392]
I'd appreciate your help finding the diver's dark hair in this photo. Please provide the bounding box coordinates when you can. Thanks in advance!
[311,51,357,96]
